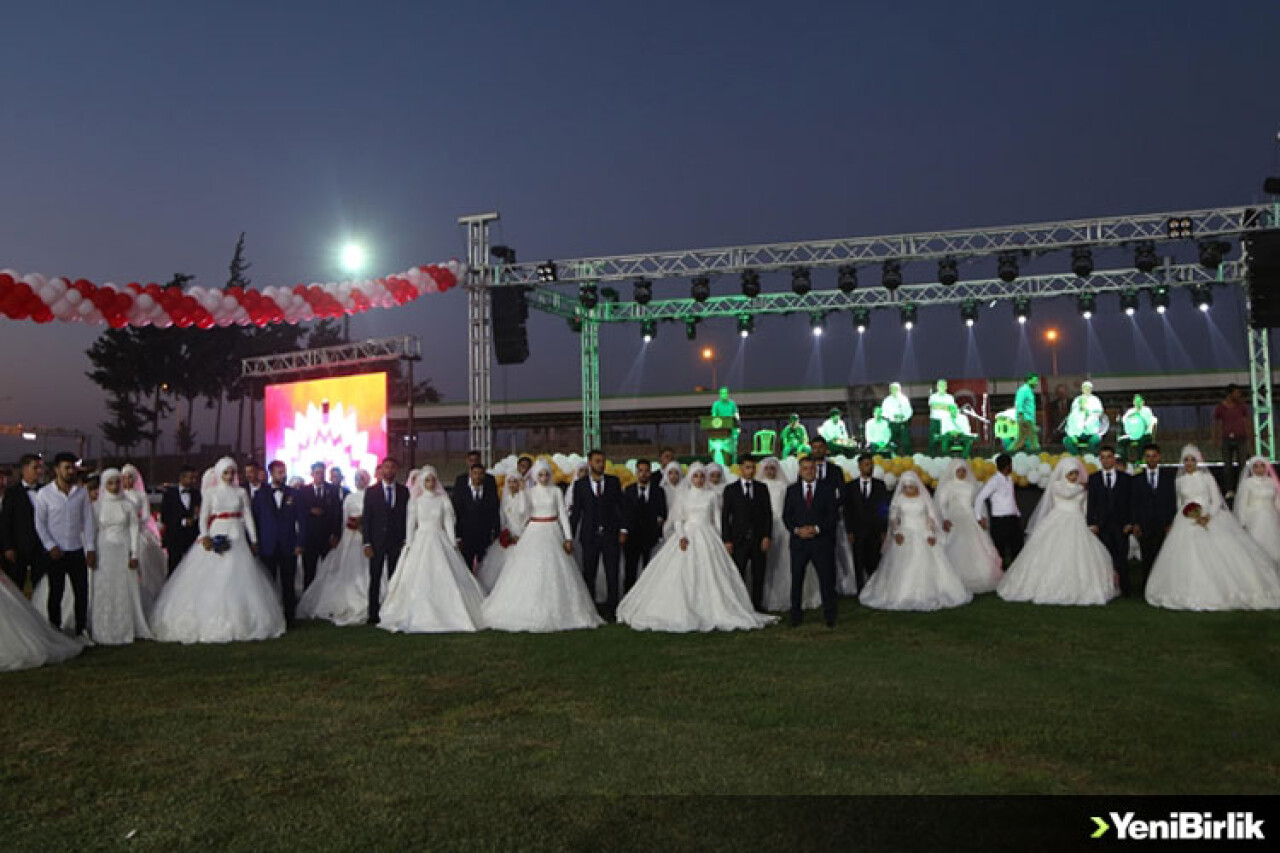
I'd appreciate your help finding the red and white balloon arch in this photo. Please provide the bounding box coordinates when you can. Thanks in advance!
[0,261,465,328]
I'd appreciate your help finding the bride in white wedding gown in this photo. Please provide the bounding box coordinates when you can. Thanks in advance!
[619,463,775,632]
[89,470,152,645]
[660,462,683,540]
[482,462,603,632]
[0,571,82,671]
[378,465,486,634]
[1233,456,1280,564]
[859,471,971,611]
[1146,446,1280,611]
[998,457,1118,606]
[934,460,1003,594]
[120,464,168,614]
[759,457,820,611]
[477,474,530,594]
[298,469,382,625]
[149,458,285,643]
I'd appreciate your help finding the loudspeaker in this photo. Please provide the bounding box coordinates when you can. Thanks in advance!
[1246,230,1280,330]
[491,286,530,364]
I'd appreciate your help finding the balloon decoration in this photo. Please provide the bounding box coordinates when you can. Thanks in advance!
[0,262,464,329]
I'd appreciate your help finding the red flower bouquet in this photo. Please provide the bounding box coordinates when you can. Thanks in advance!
[1181,502,1202,519]
[499,529,513,548]
[346,516,362,532]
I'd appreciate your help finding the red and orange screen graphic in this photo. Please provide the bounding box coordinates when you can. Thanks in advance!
[264,373,387,479]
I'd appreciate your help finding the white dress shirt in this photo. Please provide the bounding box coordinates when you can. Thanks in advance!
[35,482,97,552]
[973,471,1019,519]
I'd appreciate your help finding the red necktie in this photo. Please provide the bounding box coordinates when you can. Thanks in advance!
[805,483,814,509]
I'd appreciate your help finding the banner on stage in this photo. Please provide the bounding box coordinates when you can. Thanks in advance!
[264,373,386,479]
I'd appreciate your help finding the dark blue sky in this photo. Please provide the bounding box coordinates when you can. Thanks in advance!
[2,1,1278,450]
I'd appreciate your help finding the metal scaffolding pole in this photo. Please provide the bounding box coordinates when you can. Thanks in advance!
[460,213,498,465]
[580,312,601,454]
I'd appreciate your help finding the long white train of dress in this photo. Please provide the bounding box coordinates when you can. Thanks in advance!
[378,492,487,633]
[935,480,1003,594]
[149,485,285,643]
[482,485,603,632]
[0,573,82,671]
[860,496,972,611]
[1146,471,1280,611]
[618,487,775,632]
[478,490,531,594]
[298,489,384,625]
[761,479,820,611]
[123,490,168,615]
[1235,475,1280,564]
[90,496,152,645]
[998,481,1118,606]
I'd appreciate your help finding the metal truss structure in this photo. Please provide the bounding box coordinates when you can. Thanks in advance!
[460,213,499,464]
[241,335,421,379]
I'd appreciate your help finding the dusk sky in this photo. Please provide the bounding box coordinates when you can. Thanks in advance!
[2,1,1278,455]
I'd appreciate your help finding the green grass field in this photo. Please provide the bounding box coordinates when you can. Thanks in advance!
[2,595,1278,850]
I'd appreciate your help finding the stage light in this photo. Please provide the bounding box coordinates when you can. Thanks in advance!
[1198,239,1231,269]
[578,283,598,308]
[809,312,826,337]
[960,300,979,327]
[837,265,858,293]
[900,304,917,330]
[21,431,36,441]
[1013,296,1031,323]
[1071,247,1094,278]
[1134,240,1158,273]
[737,315,753,338]
[1150,285,1171,314]
[691,276,712,302]
[791,267,812,296]
[490,245,517,265]
[882,260,903,291]
[1120,289,1140,316]
[640,320,657,342]
[685,318,699,340]
[998,252,1019,283]
[1167,217,1194,239]
[536,261,559,282]
[853,308,870,334]
[938,257,959,286]
[633,278,652,305]
[741,269,761,298]
[1192,284,1213,312]
[1077,292,1096,319]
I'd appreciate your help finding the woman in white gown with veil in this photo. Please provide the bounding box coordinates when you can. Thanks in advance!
[298,470,382,625]
[89,470,152,645]
[1234,456,1280,564]
[660,462,683,540]
[859,471,972,611]
[998,457,1118,606]
[619,463,775,632]
[378,465,486,633]
[0,571,82,671]
[1146,446,1280,611]
[482,462,603,632]
[121,464,168,613]
[935,460,1003,594]
[477,474,530,594]
[150,458,286,643]
[759,457,820,611]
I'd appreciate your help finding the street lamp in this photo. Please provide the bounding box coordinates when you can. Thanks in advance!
[701,346,718,390]
[340,241,367,341]
[1044,327,1060,376]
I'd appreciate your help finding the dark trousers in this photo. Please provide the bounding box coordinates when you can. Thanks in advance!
[989,515,1023,566]
[301,545,328,589]
[164,533,197,575]
[623,539,657,593]
[790,540,838,624]
[1138,528,1166,594]
[1095,524,1131,596]
[367,544,402,622]
[730,537,767,610]
[261,551,298,623]
[46,548,88,633]
[4,555,42,591]
[850,528,882,591]
[580,534,621,612]
[1221,438,1246,495]
[460,539,491,574]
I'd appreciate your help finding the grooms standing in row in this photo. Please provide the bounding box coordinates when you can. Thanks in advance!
[160,465,202,574]
[783,456,840,627]
[254,460,304,626]
[34,452,96,636]
[844,453,889,591]
[1131,443,1177,596]
[454,462,501,573]
[363,457,409,625]
[2,454,46,591]
[721,455,771,610]
[571,449,623,620]
[1087,446,1134,596]
[621,459,666,594]
[299,462,342,589]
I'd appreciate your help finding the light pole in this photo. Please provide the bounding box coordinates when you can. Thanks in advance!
[340,241,367,342]
[701,346,718,390]
[1044,328,1060,376]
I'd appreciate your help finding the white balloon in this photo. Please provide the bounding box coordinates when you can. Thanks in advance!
[65,289,83,306]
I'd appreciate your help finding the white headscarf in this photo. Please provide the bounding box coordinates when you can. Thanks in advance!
[885,470,941,551]
[529,459,555,488]
[1234,455,1280,520]
[1025,456,1087,536]
[705,462,731,494]
[212,457,239,489]
[759,456,791,485]
[406,468,424,498]
[352,469,372,493]
[416,465,446,497]
[120,463,146,498]
[98,468,125,503]
[681,462,708,496]
[201,466,220,492]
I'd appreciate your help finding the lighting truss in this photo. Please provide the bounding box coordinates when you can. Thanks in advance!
[241,335,422,378]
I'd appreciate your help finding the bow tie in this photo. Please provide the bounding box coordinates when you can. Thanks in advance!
[273,486,285,493]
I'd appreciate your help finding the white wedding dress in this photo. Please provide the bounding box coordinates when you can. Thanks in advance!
[1146,468,1280,611]
[0,573,83,671]
[478,488,531,594]
[482,484,603,632]
[935,473,1003,594]
[298,489,384,625]
[860,479,972,611]
[122,485,168,614]
[618,484,775,632]
[1234,463,1280,563]
[90,491,152,645]
[760,476,820,611]
[149,470,286,644]
[998,465,1118,606]
[30,575,77,633]
[379,491,486,633]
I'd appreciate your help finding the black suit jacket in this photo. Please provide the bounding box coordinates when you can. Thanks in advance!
[297,482,342,549]
[363,481,410,551]
[454,472,498,497]
[782,479,840,546]
[1131,466,1177,532]
[843,477,890,536]
[811,460,846,505]
[453,479,501,548]
[1086,470,1133,529]
[621,482,667,549]
[569,474,624,540]
[159,486,202,549]
[721,479,772,546]
[1,482,45,561]
[252,485,305,558]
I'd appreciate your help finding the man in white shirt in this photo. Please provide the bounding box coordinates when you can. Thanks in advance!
[973,453,1021,566]
[34,452,96,635]
[881,382,914,456]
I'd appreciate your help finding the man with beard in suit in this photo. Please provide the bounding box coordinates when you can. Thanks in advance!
[721,455,772,610]
[253,461,305,626]
[1,454,46,591]
[844,453,889,591]
[570,449,624,620]
[1087,446,1135,597]
[620,459,667,594]
[297,462,342,590]
[363,457,410,625]
[160,465,202,575]
[453,462,501,573]
[1130,443,1177,597]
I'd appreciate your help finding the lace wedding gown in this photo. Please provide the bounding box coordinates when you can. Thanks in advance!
[1234,472,1280,563]
[298,489,384,625]
[860,494,972,611]
[482,485,603,632]
[122,488,168,614]
[935,478,1003,594]
[90,494,152,644]
[379,491,486,633]
[478,489,531,594]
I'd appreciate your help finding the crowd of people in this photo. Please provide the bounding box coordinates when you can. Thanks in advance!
[2,438,1279,673]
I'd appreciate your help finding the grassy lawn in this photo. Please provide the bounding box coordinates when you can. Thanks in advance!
[2,595,1278,850]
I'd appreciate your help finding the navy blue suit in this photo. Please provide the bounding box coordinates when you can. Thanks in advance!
[570,474,624,614]
[253,484,305,623]
[1087,468,1134,596]
[782,477,841,625]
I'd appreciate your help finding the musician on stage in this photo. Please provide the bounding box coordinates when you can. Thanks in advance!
[881,382,914,457]
[780,413,810,459]
[864,408,894,455]
[708,386,741,465]
[927,379,959,456]
[1063,380,1104,456]
[1009,373,1041,453]
[818,409,850,446]
[1118,394,1158,462]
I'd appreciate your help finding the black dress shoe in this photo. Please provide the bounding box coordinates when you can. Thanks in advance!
[825,618,837,628]
[789,614,803,627]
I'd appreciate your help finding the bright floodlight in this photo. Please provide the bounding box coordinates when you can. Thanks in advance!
[340,242,367,274]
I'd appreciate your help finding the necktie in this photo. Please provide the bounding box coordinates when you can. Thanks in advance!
[473,487,480,502]
[386,485,393,508]
[640,487,646,503]
[805,483,813,508]
[595,479,601,498]
[315,485,321,498]
[1149,471,1156,489]
[863,480,870,500]
[1106,472,1113,489]
[745,482,752,500]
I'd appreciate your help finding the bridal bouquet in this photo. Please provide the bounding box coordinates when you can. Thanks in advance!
[499,529,514,548]
[210,535,232,555]
[346,516,362,532]
[1182,502,1207,526]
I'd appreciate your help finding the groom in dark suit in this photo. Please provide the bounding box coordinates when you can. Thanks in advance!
[721,455,772,610]
[159,465,202,575]
[844,454,889,591]
[570,449,624,619]
[1130,443,1177,596]
[453,462,501,572]
[783,456,841,627]
[362,457,409,625]
[1087,446,1135,597]
[297,462,342,589]
[620,459,667,593]
[1,454,46,590]
[253,461,305,626]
